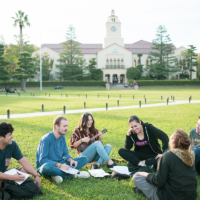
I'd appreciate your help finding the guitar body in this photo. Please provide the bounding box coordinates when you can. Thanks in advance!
[78,129,107,152]
[77,139,93,152]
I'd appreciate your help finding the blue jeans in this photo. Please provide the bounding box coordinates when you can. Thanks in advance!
[194,148,200,164]
[79,141,112,165]
[37,156,88,179]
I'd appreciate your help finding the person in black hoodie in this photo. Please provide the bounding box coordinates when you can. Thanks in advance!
[132,129,197,200]
[118,115,169,167]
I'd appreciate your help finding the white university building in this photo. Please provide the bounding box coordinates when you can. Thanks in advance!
[32,10,196,83]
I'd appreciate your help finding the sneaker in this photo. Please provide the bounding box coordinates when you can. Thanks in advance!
[133,186,143,194]
[74,171,90,179]
[51,176,63,183]
[107,161,117,168]
[90,164,99,169]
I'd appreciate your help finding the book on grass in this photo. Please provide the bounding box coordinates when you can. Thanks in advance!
[4,168,30,185]
[60,166,79,175]
[110,166,131,175]
[88,169,110,178]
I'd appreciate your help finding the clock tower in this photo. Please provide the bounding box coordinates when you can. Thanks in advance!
[103,10,124,48]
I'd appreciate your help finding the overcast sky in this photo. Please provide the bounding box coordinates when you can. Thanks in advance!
[1,0,200,52]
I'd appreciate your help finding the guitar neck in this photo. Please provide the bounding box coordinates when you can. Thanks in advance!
[90,133,101,141]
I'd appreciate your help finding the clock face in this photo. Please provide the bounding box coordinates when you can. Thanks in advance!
[111,26,116,32]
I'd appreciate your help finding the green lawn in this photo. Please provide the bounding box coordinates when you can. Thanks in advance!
[0,96,161,115]
[1,85,200,99]
[1,85,200,115]
[3,103,200,200]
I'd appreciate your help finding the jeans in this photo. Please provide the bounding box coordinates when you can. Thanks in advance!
[79,141,112,165]
[37,156,88,179]
[194,148,200,164]
[133,174,159,200]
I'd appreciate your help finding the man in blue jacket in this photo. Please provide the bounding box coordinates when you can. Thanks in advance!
[36,116,89,183]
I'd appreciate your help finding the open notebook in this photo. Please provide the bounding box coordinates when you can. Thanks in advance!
[4,169,30,185]
[60,167,79,175]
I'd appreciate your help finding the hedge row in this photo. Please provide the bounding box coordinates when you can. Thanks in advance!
[136,80,200,86]
[0,80,199,88]
[0,81,107,87]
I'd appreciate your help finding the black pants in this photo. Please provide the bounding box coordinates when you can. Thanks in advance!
[118,148,158,166]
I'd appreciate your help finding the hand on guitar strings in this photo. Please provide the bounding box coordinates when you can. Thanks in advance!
[81,137,91,143]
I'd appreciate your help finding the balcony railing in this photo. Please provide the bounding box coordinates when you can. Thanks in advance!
[105,65,125,69]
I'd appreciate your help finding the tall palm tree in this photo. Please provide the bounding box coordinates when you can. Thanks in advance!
[12,10,30,52]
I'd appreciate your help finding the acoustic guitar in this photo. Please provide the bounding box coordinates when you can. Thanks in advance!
[78,129,107,151]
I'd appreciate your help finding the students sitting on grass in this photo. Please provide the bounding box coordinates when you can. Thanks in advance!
[70,113,116,169]
[0,122,41,197]
[132,129,197,200]
[189,116,200,174]
[118,115,169,169]
[36,116,90,184]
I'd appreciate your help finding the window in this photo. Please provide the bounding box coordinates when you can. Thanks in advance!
[110,59,112,66]
[117,59,120,66]
[134,59,136,68]
[114,59,116,67]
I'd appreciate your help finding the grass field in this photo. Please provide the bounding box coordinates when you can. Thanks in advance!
[1,86,200,199]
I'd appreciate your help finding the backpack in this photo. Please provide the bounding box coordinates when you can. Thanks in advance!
[2,177,42,200]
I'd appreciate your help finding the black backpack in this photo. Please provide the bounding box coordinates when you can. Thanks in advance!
[2,177,42,200]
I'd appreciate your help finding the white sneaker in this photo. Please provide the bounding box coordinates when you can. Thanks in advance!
[51,176,63,183]
[74,171,90,179]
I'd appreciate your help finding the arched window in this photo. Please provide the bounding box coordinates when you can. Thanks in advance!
[114,59,116,68]
[134,59,136,68]
[110,59,112,67]
[117,59,120,67]
[121,59,124,67]
[114,18,115,22]
[106,59,109,68]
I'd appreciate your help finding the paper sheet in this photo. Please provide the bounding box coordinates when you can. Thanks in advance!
[88,169,110,177]
[112,166,130,175]
[60,167,79,175]
[4,169,30,185]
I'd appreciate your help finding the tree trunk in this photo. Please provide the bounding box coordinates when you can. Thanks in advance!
[20,25,23,52]
[21,79,26,92]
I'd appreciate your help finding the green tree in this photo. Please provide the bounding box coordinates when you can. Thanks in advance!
[33,52,54,81]
[147,25,178,79]
[126,67,141,80]
[87,58,103,80]
[0,44,10,82]
[3,44,36,76]
[57,25,85,80]
[13,52,35,92]
[187,45,197,79]
[12,10,30,52]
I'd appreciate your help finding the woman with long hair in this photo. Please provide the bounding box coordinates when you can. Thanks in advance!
[70,113,116,169]
[132,129,197,200]
[118,115,169,168]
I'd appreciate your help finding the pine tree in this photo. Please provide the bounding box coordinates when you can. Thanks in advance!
[57,25,85,80]
[147,25,178,79]
[0,44,10,82]
[13,52,35,92]
[87,58,103,80]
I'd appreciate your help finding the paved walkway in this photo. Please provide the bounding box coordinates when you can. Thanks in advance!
[0,99,199,120]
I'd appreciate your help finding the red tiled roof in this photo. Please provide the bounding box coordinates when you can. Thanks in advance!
[41,40,176,54]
